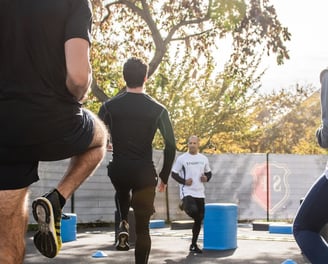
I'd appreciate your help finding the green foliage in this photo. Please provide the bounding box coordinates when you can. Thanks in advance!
[85,0,319,154]
[245,86,325,154]
[211,0,247,31]
[147,44,263,153]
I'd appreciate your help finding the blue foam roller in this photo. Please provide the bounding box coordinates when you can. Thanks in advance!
[149,219,165,228]
[269,224,293,234]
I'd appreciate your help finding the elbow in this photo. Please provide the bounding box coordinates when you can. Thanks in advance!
[66,69,92,100]
[171,172,178,181]
[68,74,90,89]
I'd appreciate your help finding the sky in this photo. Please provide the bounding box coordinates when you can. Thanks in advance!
[260,0,328,92]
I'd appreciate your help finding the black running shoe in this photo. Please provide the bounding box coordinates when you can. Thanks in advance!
[189,244,203,254]
[116,220,130,251]
[32,190,62,258]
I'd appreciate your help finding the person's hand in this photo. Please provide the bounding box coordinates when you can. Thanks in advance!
[157,181,167,192]
[200,174,208,182]
[185,178,193,186]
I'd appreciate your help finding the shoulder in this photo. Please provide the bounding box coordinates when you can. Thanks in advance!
[198,153,209,160]
[103,92,127,106]
[176,152,187,160]
[179,152,192,162]
[320,68,328,83]
[144,94,167,109]
[198,153,207,157]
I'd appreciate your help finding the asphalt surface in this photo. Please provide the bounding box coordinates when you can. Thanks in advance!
[24,224,310,264]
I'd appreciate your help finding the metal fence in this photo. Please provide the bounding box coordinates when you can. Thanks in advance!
[28,151,327,224]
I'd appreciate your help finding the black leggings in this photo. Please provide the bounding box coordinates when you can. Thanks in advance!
[293,174,328,263]
[182,196,205,245]
[115,187,155,264]
[109,159,157,264]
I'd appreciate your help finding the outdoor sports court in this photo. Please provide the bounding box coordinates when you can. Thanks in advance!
[24,224,309,264]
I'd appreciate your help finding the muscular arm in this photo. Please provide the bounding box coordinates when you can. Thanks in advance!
[65,38,92,102]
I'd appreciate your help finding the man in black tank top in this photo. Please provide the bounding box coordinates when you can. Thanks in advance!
[0,0,107,262]
[98,57,176,264]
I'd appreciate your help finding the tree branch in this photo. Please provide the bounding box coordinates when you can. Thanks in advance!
[163,2,212,46]
[170,28,214,42]
[91,79,109,102]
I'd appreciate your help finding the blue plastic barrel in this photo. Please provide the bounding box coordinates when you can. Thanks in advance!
[203,203,238,250]
[61,213,77,243]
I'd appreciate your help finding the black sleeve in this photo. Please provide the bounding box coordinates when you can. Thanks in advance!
[171,172,185,185]
[65,0,93,44]
[98,103,110,126]
[205,171,212,182]
[98,103,105,120]
[157,109,176,184]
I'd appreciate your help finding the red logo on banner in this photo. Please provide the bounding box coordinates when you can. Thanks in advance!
[251,163,290,213]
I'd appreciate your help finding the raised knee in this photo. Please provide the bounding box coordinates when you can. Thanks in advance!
[90,115,108,148]
[185,207,198,219]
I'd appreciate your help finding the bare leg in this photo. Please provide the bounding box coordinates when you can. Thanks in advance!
[0,188,29,264]
[32,112,107,259]
[57,114,107,199]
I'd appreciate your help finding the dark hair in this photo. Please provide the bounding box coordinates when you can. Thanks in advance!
[123,57,149,88]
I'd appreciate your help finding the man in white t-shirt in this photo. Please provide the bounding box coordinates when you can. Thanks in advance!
[171,135,212,254]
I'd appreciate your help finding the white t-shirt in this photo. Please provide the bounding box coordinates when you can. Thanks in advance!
[172,152,211,199]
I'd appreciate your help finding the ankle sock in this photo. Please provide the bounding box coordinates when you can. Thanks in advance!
[54,189,66,208]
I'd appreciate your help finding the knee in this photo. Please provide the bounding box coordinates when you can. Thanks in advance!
[83,110,107,145]
[185,205,199,219]
[88,122,107,160]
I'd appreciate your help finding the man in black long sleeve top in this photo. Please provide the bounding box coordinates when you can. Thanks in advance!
[98,57,176,264]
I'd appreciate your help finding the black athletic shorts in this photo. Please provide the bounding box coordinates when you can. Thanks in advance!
[108,159,158,190]
[108,159,158,215]
[0,109,94,190]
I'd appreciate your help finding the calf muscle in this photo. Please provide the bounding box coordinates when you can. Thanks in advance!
[0,188,29,264]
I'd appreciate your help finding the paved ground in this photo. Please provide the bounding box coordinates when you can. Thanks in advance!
[24,224,310,264]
